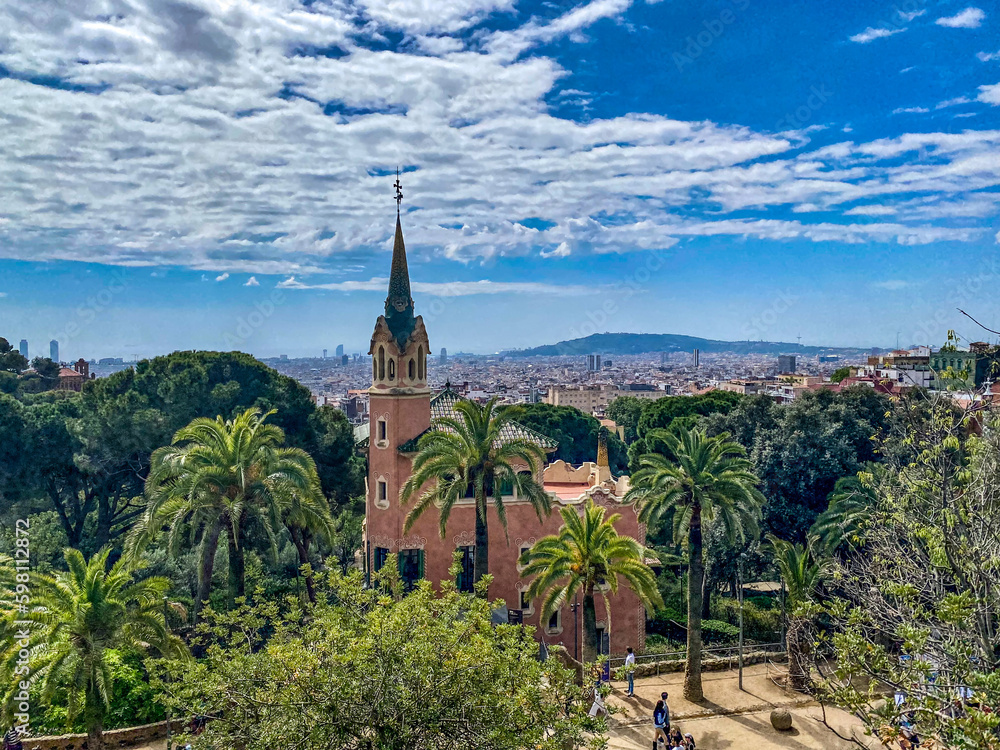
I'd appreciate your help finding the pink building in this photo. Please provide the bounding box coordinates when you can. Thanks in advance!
[361,213,647,658]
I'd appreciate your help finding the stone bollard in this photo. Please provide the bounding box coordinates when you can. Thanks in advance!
[770,708,793,731]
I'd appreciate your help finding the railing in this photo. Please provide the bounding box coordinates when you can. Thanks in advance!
[607,642,785,672]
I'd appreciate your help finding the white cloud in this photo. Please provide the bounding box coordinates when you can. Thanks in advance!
[978,82,1000,105]
[845,205,896,216]
[893,106,930,114]
[978,50,1000,62]
[0,292,7,298]
[244,276,260,287]
[215,272,230,282]
[850,26,906,43]
[277,276,594,296]
[936,7,985,28]
[936,96,972,109]
[357,0,515,34]
[898,10,926,22]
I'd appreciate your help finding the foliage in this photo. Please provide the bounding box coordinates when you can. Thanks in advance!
[820,399,1000,748]
[1,548,187,750]
[519,497,662,664]
[711,598,782,643]
[504,402,629,473]
[647,609,740,644]
[627,425,763,701]
[0,338,28,375]
[769,535,826,691]
[605,396,644,444]
[129,408,331,616]
[810,471,878,553]
[705,387,892,541]
[402,398,551,590]
[629,391,743,466]
[830,366,851,383]
[152,566,602,750]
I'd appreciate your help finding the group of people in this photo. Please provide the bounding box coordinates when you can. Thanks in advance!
[653,692,695,750]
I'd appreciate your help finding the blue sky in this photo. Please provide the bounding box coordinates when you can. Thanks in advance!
[0,0,998,359]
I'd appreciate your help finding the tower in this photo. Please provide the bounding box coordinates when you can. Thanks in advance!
[365,184,431,578]
[50,340,59,362]
[18,339,27,358]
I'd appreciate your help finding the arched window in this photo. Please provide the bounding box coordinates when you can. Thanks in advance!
[408,358,415,380]
[372,358,377,380]
[417,345,424,380]
[388,359,395,380]
[378,346,385,381]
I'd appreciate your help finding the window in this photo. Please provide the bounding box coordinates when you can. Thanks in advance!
[398,549,424,592]
[456,546,475,593]
[377,418,387,443]
[377,346,385,381]
[408,358,415,380]
[388,359,395,380]
[547,610,560,631]
[374,547,389,572]
[518,545,531,569]
[377,480,388,503]
[417,345,425,380]
[519,590,531,609]
[372,359,377,380]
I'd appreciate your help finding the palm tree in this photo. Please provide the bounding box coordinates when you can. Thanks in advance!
[769,535,826,692]
[401,398,551,592]
[6,548,187,750]
[811,473,876,553]
[129,408,330,618]
[519,498,662,665]
[627,426,764,702]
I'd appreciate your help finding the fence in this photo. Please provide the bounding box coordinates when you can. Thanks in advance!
[608,642,786,677]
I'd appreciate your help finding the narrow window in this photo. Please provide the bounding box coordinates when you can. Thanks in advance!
[377,419,387,443]
[377,480,387,503]
[457,546,475,593]
[548,610,559,630]
[388,359,395,380]
[408,358,415,380]
[374,547,389,572]
[378,346,385,380]
[519,590,531,610]
[417,345,424,379]
[372,359,377,380]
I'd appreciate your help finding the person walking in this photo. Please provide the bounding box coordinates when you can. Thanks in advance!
[624,646,636,696]
[661,692,671,733]
[653,700,669,749]
[3,727,23,750]
[589,677,608,718]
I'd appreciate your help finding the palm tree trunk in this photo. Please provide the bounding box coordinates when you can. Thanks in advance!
[85,686,104,750]
[582,588,599,665]
[227,525,245,608]
[685,505,705,702]
[194,520,222,624]
[473,500,489,596]
[290,526,316,604]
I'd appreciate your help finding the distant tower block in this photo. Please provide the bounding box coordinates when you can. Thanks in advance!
[323,348,328,359]
[50,340,59,362]
[692,348,700,368]
[336,344,344,358]
[19,339,28,358]
[586,354,602,372]
[341,354,349,366]
[777,354,797,374]
[440,347,448,364]
[660,351,670,365]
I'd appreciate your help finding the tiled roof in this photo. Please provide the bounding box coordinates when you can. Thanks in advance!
[398,387,558,453]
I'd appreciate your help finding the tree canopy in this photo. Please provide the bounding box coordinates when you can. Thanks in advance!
[503,402,629,473]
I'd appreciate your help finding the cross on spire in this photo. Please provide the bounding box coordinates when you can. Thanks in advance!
[394,167,403,213]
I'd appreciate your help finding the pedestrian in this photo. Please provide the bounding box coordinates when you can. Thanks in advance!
[624,646,636,696]
[683,732,697,750]
[669,727,683,748]
[653,699,669,749]
[3,727,22,750]
[661,692,671,733]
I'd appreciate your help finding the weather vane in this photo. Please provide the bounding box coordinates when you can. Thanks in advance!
[394,167,403,212]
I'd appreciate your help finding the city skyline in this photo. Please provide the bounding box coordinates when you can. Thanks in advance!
[1,0,999,359]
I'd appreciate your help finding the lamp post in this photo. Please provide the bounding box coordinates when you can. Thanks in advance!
[163,597,172,750]
[737,556,745,692]
[570,598,580,663]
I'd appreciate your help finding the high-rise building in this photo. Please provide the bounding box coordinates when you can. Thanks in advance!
[586,354,602,372]
[692,349,700,368]
[440,347,448,364]
[341,354,349,366]
[18,339,28,358]
[336,344,344,358]
[50,340,59,362]
[323,348,328,359]
[778,354,797,373]
[660,351,670,365]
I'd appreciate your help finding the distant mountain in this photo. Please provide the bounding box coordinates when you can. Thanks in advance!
[504,333,868,358]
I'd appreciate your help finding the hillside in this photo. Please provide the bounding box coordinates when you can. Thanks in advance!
[504,333,868,358]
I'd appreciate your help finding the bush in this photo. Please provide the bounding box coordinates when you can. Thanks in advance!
[648,609,741,644]
[711,597,782,643]
[701,619,739,643]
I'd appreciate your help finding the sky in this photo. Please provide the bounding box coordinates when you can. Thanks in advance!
[0,0,998,359]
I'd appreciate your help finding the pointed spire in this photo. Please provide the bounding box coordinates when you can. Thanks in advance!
[384,213,416,347]
[596,427,612,483]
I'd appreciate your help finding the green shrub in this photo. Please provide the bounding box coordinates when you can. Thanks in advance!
[711,597,782,643]
[647,609,742,644]
[701,619,739,643]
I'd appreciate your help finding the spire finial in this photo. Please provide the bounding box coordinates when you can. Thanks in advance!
[394,166,403,213]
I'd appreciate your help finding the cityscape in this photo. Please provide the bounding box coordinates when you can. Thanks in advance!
[2,1,1000,750]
